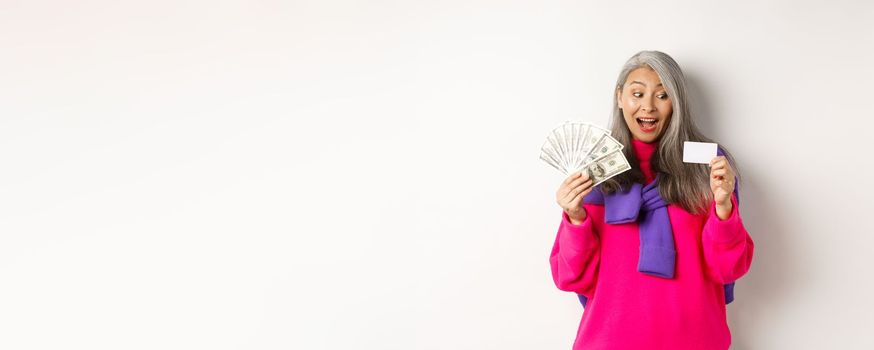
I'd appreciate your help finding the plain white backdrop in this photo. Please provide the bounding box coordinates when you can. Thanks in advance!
[1,0,873,349]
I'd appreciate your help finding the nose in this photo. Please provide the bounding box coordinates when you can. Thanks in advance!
[641,96,656,113]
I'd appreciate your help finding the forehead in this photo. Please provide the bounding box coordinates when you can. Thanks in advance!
[624,67,663,88]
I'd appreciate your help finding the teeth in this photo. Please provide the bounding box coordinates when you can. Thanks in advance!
[638,118,656,122]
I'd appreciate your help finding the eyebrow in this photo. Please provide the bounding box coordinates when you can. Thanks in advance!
[630,81,663,87]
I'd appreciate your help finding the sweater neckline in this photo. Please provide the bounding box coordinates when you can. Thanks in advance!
[631,139,658,163]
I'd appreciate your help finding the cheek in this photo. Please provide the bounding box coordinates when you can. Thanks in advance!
[622,106,636,121]
[660,100,673,116]
[621,101,638,119]
[622,112,636,128]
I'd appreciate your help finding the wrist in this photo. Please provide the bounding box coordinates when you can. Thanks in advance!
[565,209,587,225]
[715,202,733,220]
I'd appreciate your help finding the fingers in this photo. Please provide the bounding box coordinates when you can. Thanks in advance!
[711,175,734,185]
[711,177,735,195]
[711,168,728,177]
[568,181,594,208]
[563,172,581,185]
[568,173,590,190]
[563,171,588,185]
[716,179,734,194]
[710,167,734,181]
[558,172,590,198]
[564,178,593,203]
[562,178,593,205]
[709,157,734,179]
[708,157,736,196]
[709,156,726,167]
[559,173,579,198]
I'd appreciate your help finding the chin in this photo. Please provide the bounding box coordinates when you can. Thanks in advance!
[634,134,659,143]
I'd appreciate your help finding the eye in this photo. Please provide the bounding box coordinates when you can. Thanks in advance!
[657,93,668,100]
[632,92,643,98]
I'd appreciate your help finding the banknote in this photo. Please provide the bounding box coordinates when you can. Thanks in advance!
[583,150,632,186]
[581,133,623,168]
[540,141,566,174]
[539,121,630,185]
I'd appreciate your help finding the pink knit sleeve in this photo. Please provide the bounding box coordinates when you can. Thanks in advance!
[702,193,755,284]
[550,204,601,298]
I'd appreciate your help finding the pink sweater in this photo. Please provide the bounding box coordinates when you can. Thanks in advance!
[550,139,754,349]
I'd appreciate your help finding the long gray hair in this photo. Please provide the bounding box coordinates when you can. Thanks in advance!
[600,50,741,215]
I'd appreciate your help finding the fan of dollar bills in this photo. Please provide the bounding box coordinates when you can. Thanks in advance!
[539,121,632,186]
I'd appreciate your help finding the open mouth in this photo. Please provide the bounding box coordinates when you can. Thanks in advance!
[636,117,658,132]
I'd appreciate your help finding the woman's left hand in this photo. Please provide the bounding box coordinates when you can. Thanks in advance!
[709,156,735,212]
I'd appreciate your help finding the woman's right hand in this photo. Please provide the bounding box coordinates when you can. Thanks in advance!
[556,171,594,225]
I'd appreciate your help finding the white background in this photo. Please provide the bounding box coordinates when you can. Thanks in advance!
[2,1,873,349]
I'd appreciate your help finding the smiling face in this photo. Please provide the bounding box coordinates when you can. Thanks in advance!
[617,66,673,143]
